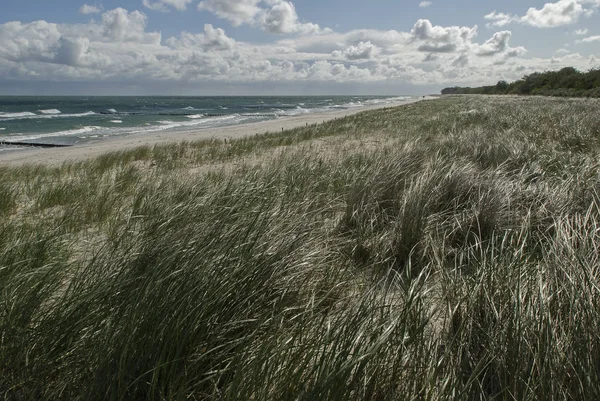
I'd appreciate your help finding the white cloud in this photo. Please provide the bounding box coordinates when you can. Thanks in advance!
[79,4,102,14]
[55,37,90,66]
[506,47,527,58]
[476,31,512,55]
[142,0,169,12]
[258,1,322,34]
[452,53,469,67]
[484,11,518,28]
[143,0,192,11]
[166,24,236,50]
[198,0,261,26]
[332,41,380,60]
[522,0,585,28]
[573,28,589,34]
[101,8,161,44]
[486,0,600,29]
[0,11,558,91]
[198,0,328,35]
[0,20,62,63]
[419,1,432,8]
[576,34,600,43]
[411,19,478,53]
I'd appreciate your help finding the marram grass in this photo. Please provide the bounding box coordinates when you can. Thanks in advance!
[2,95,600,400]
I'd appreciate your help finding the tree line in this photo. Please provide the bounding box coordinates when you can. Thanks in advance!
[441,67,600,97]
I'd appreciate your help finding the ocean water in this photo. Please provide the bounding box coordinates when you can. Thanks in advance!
[0,95,413,151]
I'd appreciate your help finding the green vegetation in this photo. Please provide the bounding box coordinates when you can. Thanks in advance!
[2,95,600,399]
[442,66,600,97]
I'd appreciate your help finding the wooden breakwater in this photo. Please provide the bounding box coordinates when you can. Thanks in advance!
[0,140,72,148]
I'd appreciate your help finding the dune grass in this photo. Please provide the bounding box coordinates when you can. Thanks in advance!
[2,95,600,399]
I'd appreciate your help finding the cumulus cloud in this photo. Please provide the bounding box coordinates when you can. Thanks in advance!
[0,21,65,64]
[198,0,328,35]
[423,53,438,62]
[476,31,512,56]
[198,0,261,26]
[410,19,477,53]
[522,0,585,27]
[485,0,600,29]
[576,34,600,43]
[419,1,432,7]
[142,0,192,11]
[505,47,527,58]
[166,24,235,50]
[452,53,469,67]
[79,4,101,14]
[101,8,161,44]
[484,11,518,28]
[258,0,322,34]
[55,37,90,66]
[0,9,562,92]
[573,28,589,34]
[332,41,380,60]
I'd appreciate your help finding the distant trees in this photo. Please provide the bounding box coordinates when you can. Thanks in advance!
[441,67,600,98]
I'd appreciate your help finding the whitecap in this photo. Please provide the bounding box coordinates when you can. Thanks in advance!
[39,109,62,114]
[0,111,95,121]
[0,111,37,119]
[107,108,117,113]
[285,106,311,116]
[111,120,123,123]
[186,114,204,119]
[8,126,102,142]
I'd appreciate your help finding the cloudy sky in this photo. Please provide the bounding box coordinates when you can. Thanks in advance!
[1,0,599,95]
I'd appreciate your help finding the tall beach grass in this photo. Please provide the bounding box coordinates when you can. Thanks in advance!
[2,95,600,399]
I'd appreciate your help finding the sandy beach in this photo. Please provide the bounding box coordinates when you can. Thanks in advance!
[0,96,434,166]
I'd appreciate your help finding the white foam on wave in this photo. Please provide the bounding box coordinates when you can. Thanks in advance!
[0,111,37,119]
[0,127,5,131]
[39,109,62,114]
[183,106,195,110]
[186,114,204,119]
[0,111,95,121]
[323,96,412,112]
[132,114,244,135]
[107,108,117,113]
[111,120,123,123]
[284,106,311,116]
[8,126,102,142]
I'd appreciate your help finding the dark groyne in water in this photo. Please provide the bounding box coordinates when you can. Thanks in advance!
[0,140,72,148]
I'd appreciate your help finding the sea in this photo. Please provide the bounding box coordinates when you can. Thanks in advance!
[0,95,413,152]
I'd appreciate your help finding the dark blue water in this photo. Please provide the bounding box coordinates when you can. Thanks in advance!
[0,95,413,151]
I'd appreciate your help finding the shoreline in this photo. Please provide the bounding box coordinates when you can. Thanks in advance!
[0,96,435,166]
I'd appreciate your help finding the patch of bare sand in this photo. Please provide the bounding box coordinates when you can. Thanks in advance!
[0,97,436,167]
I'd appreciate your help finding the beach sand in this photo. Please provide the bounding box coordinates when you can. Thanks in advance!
[0,96,435,166]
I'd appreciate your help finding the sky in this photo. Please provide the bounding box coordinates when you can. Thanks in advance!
[1,0,599,95]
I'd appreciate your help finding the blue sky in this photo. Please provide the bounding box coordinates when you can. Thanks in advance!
[1,0,599,94]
